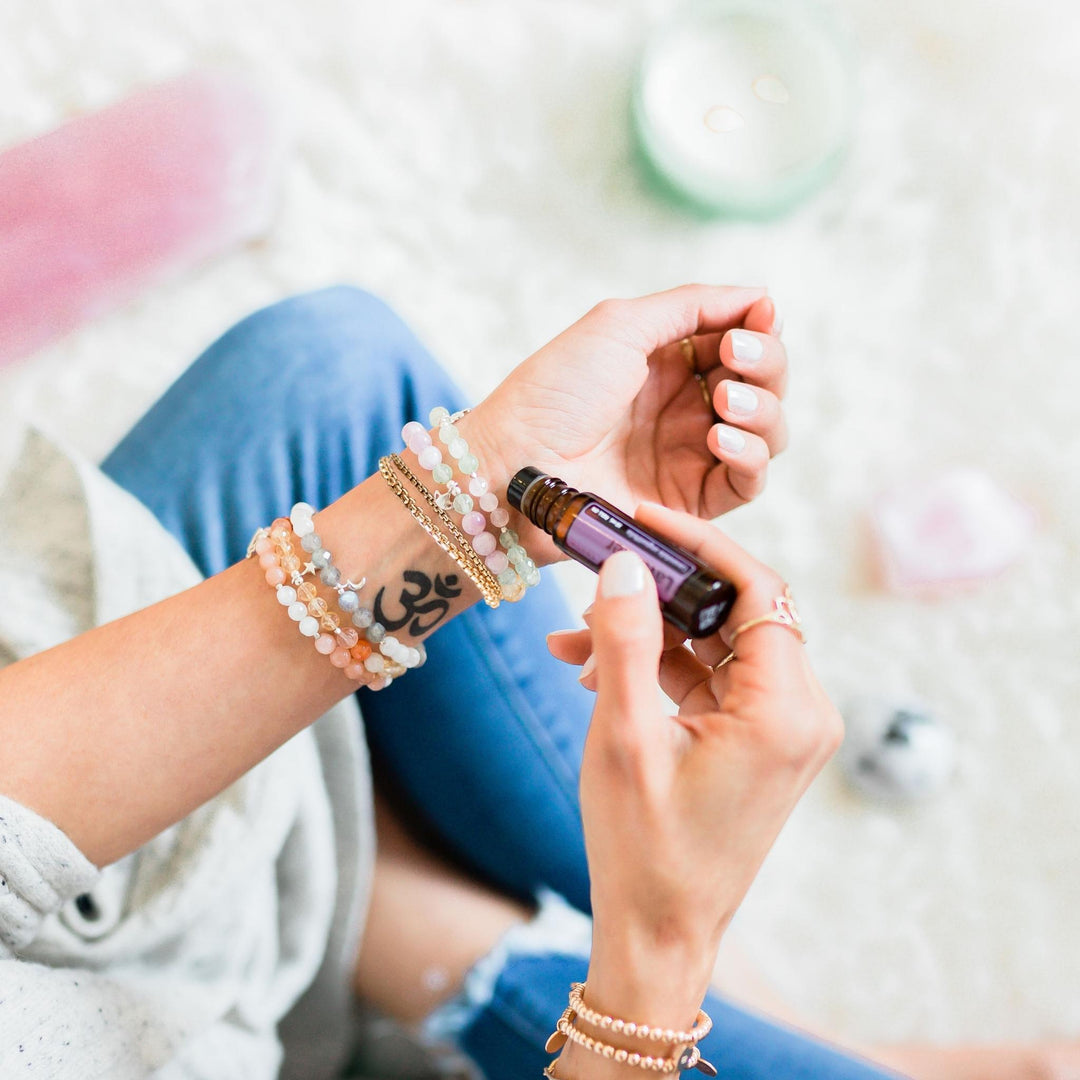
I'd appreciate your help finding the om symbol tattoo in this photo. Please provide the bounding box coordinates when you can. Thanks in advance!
[373,571,462,637]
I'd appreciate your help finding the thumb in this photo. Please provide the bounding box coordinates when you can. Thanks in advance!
[590,551,665,729]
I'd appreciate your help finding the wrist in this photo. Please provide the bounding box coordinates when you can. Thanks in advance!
[553,935,715,1080]
[585,930,715,1037]
[455,402,565,568]
[454,402,515,508]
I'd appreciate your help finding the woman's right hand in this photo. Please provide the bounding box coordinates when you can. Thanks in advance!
[547,502,843,1047]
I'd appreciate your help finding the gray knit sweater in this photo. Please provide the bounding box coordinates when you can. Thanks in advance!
[0,426,376,1080]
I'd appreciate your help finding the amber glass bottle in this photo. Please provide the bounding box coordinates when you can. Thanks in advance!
[507,467,735,638]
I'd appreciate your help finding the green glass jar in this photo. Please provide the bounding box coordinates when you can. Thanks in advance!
[631,0,859,218]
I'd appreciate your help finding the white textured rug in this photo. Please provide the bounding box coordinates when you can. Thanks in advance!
[2,0,1078,1050]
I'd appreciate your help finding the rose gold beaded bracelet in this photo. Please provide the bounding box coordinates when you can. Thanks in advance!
[544,982,716,1076]
[567,982,712,1046]
[544,1019,714,1076]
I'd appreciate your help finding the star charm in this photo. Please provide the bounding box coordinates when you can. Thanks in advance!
[303,561,318,576]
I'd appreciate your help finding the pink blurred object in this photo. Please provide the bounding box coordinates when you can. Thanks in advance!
[0,71,286,365]
[871,467,1038,591]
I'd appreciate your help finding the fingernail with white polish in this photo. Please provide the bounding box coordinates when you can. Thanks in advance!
[714,424,747,455]
[726,382,759,416]
[771,305,784,335]
[547,629,579,640]
[579,653,597,683]
[600,550,646,597]
[730,329,764,364]
[582,603,594,619]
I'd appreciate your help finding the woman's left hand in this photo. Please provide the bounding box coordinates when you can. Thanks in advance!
[463,285,788,563]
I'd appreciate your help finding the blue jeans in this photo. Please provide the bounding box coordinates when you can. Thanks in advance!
[103,287,893,1080]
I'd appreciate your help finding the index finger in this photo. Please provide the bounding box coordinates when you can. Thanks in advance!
[594,284,767,356]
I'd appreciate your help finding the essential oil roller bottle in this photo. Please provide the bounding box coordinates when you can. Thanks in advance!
[507,467,736,638]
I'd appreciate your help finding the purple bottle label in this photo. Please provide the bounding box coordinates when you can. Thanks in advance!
[563,501,695,602]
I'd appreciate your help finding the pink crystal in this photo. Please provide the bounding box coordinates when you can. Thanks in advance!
[417,446,442,471]
[461,511,487,536]
[871,468,1037,591]
[0,71,286,365]
[472,531,497,556]
[408,430,433,453]
[485,551,509,574]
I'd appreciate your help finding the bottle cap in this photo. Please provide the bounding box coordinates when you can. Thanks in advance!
[507,466,545,510]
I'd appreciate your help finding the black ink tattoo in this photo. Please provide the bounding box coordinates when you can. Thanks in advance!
[374,571,462,637]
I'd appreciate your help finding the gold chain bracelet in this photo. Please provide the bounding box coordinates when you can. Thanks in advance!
[386,453,502,599]
[378,455,502,608]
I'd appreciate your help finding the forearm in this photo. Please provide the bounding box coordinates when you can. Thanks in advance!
[0,424,508,866]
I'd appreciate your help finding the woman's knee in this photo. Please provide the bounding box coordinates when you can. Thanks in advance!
[220,285,442,389]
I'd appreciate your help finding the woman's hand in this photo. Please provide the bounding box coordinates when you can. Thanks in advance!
[462,285,787,564]
[547,503,842,1039]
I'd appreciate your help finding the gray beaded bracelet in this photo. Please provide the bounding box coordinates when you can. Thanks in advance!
[287,502,425,672]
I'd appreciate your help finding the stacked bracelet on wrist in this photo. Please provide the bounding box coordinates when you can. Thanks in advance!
[543,982,716,1077]
[247,502,426,690]
[402,406,540,601]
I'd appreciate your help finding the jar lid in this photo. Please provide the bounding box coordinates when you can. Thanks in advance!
[631,0,858,218]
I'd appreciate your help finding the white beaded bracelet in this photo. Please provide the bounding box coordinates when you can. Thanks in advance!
[248,503,426,689]
[401,407,540,601]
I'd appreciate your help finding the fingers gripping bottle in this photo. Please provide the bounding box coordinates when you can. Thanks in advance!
[507,467,735,638]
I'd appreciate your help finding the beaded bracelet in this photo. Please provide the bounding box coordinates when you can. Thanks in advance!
[248,503,425,688]
[378,457,503,608]
[543,982,716,1077]
[544,1018,713,1076]
[567,983,712,1046]
[402,406,540,601]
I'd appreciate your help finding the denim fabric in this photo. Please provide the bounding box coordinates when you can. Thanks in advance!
[102,286,893,1079]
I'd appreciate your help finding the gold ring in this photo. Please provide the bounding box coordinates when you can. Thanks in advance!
[679,337,712,407]
[713,586,805,669]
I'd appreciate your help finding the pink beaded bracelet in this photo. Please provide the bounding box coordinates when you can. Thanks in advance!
[402,406,540,601]
[248,503,425,690]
